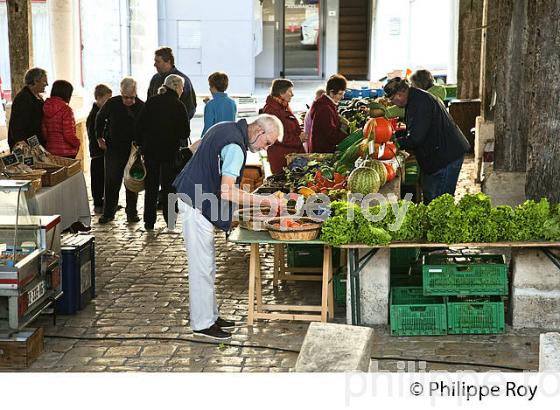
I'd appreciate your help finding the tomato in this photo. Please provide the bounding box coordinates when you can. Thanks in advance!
[333,172,345,184]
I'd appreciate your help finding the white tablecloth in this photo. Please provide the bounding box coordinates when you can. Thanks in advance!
[27,172,91,230]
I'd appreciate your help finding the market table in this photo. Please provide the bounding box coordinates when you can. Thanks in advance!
[340,241,560,326]
[228,228,334,324]
[26,172,91,231]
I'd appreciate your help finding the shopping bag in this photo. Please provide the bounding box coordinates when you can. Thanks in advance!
[123,144,146,193]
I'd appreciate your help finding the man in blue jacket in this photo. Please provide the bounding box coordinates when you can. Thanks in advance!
[384,77,470,204]
[173,114,284,340]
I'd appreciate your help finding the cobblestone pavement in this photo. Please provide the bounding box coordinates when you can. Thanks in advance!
[4,156,542,372]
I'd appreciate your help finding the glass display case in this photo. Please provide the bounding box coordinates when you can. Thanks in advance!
[0,180,62,330]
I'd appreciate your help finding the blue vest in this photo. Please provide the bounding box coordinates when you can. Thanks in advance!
[173,119,248,231]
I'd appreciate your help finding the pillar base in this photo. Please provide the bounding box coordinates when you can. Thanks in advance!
[482,170,527,207]
[512,249,560,330]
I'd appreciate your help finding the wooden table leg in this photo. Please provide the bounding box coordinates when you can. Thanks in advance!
[273,244,280,287]
[321,245,332,322]
[255,245,262,312]
[247,243,258,325]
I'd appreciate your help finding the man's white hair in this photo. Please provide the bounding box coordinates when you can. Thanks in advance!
[253,114,284,142]
[120,76,137,94]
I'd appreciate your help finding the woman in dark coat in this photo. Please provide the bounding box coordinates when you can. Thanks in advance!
[260,79,305,175]
[135,74,190,230]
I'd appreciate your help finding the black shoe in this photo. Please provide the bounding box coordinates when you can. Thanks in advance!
[127,214,141,223]
[98,215,114,224]
[69,221,91,233]
[93,206,103,214]
[144,223,155,231]
[215,317,235,330]
[193,324,231,340]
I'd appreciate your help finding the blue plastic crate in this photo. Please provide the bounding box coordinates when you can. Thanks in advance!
[343,87,383,100]
[57,235,95,314]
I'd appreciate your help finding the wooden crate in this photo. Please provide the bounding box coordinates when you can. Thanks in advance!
[0,327,44,369]
[241,165,264,192]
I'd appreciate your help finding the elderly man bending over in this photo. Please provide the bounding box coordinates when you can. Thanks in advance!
[173,114,284,340]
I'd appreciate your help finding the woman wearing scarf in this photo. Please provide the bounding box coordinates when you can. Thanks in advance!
[260,79,306,175]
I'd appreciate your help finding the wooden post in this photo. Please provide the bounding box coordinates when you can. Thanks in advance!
[457,0,483,100]
[525,1,560,203]
[492,0,531,172]
[6,0,33,94]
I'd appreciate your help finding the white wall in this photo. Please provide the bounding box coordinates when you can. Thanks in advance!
[158,0,256,95]
[371,0,455,81]
[80,0,127,99]
[324,0,339,78]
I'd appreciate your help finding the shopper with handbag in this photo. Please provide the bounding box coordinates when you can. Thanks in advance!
[136,74,190,230]
[95,77,144,224]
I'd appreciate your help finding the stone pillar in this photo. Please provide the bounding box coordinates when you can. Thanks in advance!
[6,0,33,94]
[48,0,75,84]
[511,249,560,330]
[457,0,483,100]
[347,249,390,326]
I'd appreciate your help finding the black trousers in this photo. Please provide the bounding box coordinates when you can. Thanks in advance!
[103,148,138,217]
[144,157,176,226]
[90,156,105,207]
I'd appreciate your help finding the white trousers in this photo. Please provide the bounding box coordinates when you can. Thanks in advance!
[179,201,218,330]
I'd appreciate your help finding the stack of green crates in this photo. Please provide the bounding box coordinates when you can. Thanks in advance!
[390,287,447,336]
[390,252,508,336]
[422,253,507,334]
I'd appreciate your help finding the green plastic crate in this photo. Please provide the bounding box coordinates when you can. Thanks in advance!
[447,296,505,334]
[287,244,340,269]
[422,254,508,296]
[390,287,447,336]
[444,84,457,99]
[391,248,421,273]
[333,270,346,306]
[391,272,423,287]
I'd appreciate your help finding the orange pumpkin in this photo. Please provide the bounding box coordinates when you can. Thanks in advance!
[363,117,394,143]
[384,163,396,182]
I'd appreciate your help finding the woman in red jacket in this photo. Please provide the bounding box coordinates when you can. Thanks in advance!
[260,79,305,174]
[42,80,80,158]
[308,74,348,153]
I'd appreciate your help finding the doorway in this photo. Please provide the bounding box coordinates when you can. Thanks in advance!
[282,0,323,78]
[259,0,324,79]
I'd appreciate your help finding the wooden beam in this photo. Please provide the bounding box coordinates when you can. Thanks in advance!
[525,1,560,203]
[457,0,483,99]
[6,0,33,94]
[493,0,530,172]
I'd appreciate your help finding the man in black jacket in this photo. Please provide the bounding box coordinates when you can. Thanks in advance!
[86,84,112,214]
[95,77,144,224]
[384,77,470,204]
[7,67,48,148]
[147,47,196,130]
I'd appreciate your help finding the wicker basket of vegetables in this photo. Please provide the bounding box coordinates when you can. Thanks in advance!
[265,217,323,241]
